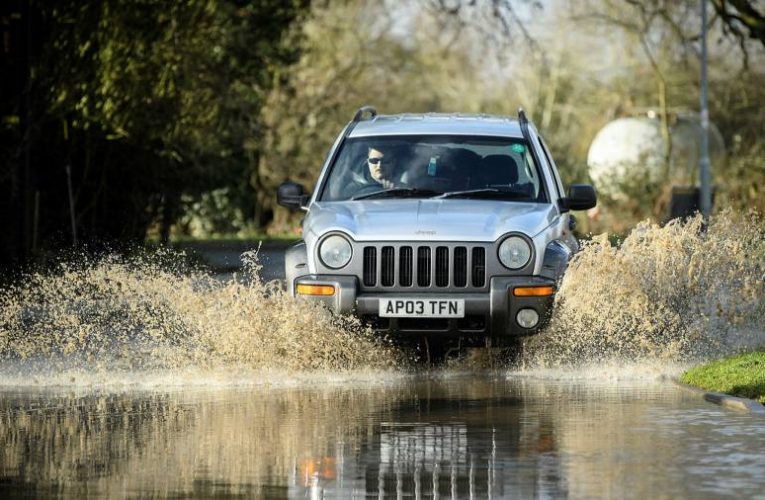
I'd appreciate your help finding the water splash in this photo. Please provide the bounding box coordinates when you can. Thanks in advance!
[0,248,404,386]
[1,211,763,385]
[525,210,765,368]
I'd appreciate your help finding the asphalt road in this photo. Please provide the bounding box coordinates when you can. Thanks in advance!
[179,240,291,282]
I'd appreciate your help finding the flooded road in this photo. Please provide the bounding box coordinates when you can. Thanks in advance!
[1,373,764,498]
[1,213,763,498]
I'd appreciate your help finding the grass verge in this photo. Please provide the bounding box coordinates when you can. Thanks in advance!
[681,351,765,404]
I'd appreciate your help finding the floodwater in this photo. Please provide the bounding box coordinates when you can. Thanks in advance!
[1,373,764,499]
[1,211,763,498]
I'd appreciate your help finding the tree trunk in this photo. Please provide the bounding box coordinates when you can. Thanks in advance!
[250,150,268,231]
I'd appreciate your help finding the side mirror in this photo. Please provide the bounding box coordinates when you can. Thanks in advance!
[561,184,597,211]
[277,181,310,211]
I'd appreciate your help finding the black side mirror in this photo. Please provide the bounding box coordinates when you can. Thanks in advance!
[561,184,597,211]
[277,182,310,210]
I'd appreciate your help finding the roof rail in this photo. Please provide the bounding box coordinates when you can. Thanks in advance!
[353,105,378,122]
[518,107,528,126]
[518,107,531,138]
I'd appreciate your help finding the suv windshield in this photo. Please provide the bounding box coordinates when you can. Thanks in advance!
[320,135,546,202]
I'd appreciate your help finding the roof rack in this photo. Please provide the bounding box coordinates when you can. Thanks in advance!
[352,105,378,123]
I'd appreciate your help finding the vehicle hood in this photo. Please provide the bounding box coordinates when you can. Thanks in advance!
[305,200,558,241]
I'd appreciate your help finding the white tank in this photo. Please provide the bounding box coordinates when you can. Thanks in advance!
[587,113,726,197]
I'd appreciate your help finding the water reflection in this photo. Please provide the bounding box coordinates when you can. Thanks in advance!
[1,375,764,498]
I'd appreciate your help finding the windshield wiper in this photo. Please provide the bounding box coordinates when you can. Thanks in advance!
[435,188,532,200]
[352,188,441,200]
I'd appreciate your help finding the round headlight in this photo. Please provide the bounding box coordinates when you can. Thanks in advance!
[498,235,531,270]
[319,235,352,269]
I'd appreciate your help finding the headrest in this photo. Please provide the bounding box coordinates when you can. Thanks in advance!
[480,154,519,184]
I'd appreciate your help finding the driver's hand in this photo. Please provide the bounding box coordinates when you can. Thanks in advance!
[379,178,395,189]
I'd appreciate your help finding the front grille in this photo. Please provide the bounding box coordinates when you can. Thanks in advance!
[453,247,467,287]
[381,246,395,286]
[435,246,449,287]
[472,247,485,287]
[363,247,377,286]
[361,244,488,290]
[417,247,431,287]
[399,247,413,286]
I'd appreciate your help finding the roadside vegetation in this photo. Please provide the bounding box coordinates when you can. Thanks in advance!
[681,352,765,404]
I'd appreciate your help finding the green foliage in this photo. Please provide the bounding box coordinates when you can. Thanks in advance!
[681,351,765,403]
[22,0,308,247]
[47,0,305,161]
[174,189,256,238]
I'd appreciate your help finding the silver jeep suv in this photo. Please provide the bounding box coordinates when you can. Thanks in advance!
[277,107,596,347]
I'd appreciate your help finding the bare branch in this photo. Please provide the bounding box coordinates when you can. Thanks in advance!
[711,0,765,47]
[429,0,543,54]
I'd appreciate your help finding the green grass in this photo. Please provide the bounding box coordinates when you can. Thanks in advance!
[681,351,765,404]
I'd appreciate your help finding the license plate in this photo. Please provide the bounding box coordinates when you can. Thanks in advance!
[379,298,465,318]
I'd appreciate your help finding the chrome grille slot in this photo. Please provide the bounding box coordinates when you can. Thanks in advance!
[435,246,449,287]
[399,246,413,286]
[363,247,377,286]
[453,246,467,287]
[472,247,486,287]
[417,247,431,287]
[381,246,395,286]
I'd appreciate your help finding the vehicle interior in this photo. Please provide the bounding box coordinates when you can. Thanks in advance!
[323,136,544,202]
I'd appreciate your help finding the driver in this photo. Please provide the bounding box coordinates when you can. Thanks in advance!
[345,147,400,197]
[365,147,397,189]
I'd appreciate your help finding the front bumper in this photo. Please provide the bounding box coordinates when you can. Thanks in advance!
[293,274,555,337]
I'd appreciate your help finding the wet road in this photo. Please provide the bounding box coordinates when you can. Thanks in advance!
[179,240,290,282]
[1,375,764,498]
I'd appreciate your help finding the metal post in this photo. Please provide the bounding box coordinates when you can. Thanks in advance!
[699,0,712,219]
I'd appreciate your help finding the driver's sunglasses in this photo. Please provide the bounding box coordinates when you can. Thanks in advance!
[367,157,383,165]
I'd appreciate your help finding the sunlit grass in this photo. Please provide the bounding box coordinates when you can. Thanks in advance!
[681,351,765,404]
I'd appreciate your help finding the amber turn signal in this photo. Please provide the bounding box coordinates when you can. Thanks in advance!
[296,284,336,296]
[513,286,555,297]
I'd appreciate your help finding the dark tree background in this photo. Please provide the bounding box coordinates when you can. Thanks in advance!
[0,0,307,269]
[2,0,763,269]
